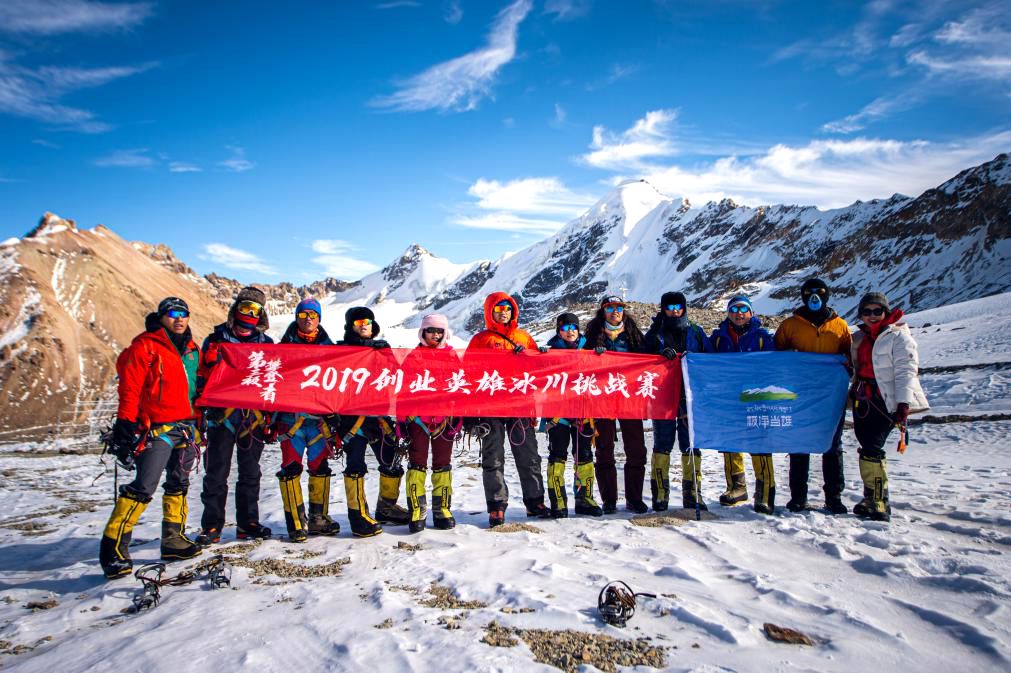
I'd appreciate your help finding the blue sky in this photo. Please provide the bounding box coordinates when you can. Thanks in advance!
[1,0,1009,284]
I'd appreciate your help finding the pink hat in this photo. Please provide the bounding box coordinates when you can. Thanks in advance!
[418,313,453,347]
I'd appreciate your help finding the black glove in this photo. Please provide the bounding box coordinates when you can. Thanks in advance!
[513,344,525,354]
[537,345,549,353]
[893,403,910,425]
[323,414,341,436]
[110,419,139,470]
[371,339,391,349]
[661,347,677,360]
[594,346,607,355]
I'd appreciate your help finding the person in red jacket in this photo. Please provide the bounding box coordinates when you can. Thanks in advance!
[99,297,203,579]
[466,292,550,526]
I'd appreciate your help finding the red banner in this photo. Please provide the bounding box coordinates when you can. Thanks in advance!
[197,344,681,419]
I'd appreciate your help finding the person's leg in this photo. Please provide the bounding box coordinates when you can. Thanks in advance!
[853,393,894,521]
[750,453,776,514]
[199,424,236,535]
[650,420,675,511]
[593,419,618,513]
[546,422,572,517]
[620,419,647,512]
[787,453,810,511]
[719,452,748,506]
[509,418,548,517]
[405,421,431,533]
[822,414,847,514]
[234,435,265,535]
[159,425,200,561]
[430,430,456,530]
[276,420,309,542]
[342,433,381,538]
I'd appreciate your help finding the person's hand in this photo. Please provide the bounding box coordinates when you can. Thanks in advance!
[371,339,391,349]
[594,346,606,355]
[112,418,137,448]
[323,414,341,437]
[537,345,549,353]
[513,344,525,354]
[661,347,677,360]
[894,403,910,425]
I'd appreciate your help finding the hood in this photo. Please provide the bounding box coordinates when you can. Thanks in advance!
[418,313,453,346]
[482,291,520,337]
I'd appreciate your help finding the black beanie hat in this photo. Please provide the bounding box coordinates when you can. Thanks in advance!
[157,296,189,316]
[801,278,829,302]
[556,312,580,330]
[859,292,890,313]
[660,291,687,309]
[345,306,380,335]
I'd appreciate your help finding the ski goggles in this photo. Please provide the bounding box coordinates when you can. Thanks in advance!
[860,307,885,317]
[559,324,579,332]
[296,310,319,320]
[603,305,624,314]
[352,318,373,327]
[236,300,263,317]
[492,303,513,314]
[165,309,189,319]
[423,327,445,335]
[664,303,683,312]
[729,304,751,314]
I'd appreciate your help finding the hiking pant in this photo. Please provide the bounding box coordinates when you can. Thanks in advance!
[788,414,845,501]
[276,413,331,474]
[200,424,264,531]
[853,388,894,460]
[339,417,403,477]
[593,418,647,506]
[124,423,198,500]
[480,418,544,511]
[407,421,454,471]
[546,420,593,464]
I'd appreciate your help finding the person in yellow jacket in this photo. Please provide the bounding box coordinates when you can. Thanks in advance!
[774,279,852,514]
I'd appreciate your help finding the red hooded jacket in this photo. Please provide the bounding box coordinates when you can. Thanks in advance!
[467,292,537,351]
[116,324,200,426]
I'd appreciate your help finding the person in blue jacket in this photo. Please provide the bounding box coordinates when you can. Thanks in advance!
[643,291,713,511]
[710,295,777,514]
[543,313,602,518]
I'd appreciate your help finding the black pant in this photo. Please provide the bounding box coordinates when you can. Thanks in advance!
[124,423,198,499]
[200,425,264,530]
[788,414,845,502]
[546,421,593,464]
[480,418,544,511]
[853,389,894,460]
[339,416,403,476]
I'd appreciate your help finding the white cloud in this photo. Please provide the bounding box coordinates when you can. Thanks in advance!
[822,93,917,134]
[451,212,566,236]
[200,243,277,276]
[375,1,420,9]
[907,49,1011,79]
[453,176,598,235]
[585,62,638,91]
[371,0,531,112]
[32,138,60,149]
[311,239,380,280]
[169,161,201,173]
[544,0,592,21]
[0,0,153,35]
[581,109,679,170]
[218,145,255,172]
[93,147,154,168]
[550,102,566,128]
[443,0,463,24]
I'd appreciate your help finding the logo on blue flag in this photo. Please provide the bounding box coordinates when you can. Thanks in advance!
[683,352,849,454]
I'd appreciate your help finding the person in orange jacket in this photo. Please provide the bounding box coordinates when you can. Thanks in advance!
[774,278,852,514]
[466,292,550,526]
[99,297,202,579]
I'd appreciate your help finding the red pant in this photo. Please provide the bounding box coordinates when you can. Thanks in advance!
[407,420,454,470]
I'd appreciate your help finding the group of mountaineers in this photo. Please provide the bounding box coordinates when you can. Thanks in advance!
[98,280,928,581]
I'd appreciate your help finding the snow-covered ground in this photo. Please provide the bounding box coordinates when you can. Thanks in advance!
[0,297,1008,672]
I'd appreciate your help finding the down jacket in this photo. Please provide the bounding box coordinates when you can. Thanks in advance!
[116,316,199,425]
[467,291,537,351]
[851,322,929,414]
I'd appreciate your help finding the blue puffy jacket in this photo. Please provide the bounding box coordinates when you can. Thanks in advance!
[709,317,775,353]
[546,334,586,350]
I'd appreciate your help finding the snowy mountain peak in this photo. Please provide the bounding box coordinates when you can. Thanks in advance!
[24,212,77,239]
[382,243,436,283]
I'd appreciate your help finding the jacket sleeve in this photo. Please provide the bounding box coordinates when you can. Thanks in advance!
[891,327,921,405]
[643,317,662,353]
[116,341,152,422]
[839,322,853,364]
[696,326,715,353]
[773,321,791,351]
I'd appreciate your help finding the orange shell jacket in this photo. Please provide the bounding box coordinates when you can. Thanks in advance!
[467,291,537,351]
[773,310,852,362]
[116,328,199,426]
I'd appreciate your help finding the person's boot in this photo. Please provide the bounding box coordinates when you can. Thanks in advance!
[488,507,506,528]
[546,461,568,518]
[573,462,603,516]
[681,453,708,511]
[99,491,149,579]
[195,527,221,546]
[853,456,890,522]
[375,470,410,526]
[718,452,748,506]
[160,491,202,561]
[406,465,428,533]
[751,454,776,515]
[236,522,272,540]
[431,466,456,530]
[525,499,552,519]
[278,471,308,542]
[345,472,382,538]
[650,452,671,512]
[307,472,340,536]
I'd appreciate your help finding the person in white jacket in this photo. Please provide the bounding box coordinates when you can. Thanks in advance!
[850,292,929,521]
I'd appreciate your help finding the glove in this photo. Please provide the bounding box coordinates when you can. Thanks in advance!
[205,407,227,424]
[594,346,606,355]
[661,347,677,360]
[893,403,910,425]
[538,345,549,353]
[261,424,279,444]
[513,344,525,354]
[323,414,341,436]
[371,340,391,349]
[110,419,139,470]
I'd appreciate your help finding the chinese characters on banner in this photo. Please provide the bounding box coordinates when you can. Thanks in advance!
[197,345,682,420]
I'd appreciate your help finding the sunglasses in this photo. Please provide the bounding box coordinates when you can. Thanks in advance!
[729,305,751,314]
[492,303,513,313]
[423,327,445,335]
[236,300,263,317]
[165,309,189,319]
[297,310,319,320]
[860,307,885,317]
[664,304,683,312]
[353,318,373,327]
[806,288,827,296]
[559,324,578,332]
[604,305,624,314]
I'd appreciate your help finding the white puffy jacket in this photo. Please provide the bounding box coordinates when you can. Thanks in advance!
[851,322,929,414]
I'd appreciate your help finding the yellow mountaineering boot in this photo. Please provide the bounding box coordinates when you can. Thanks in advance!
[406,466,428,533]
[574,461,603,516]
[278,472,308,542]
[160,491,202,561]
[719,452,748,506]
[345,473,382,538]
[546,461,568,518]
[99,492,149,579]
[431,467,456,530]
[853,456,890,522]
[308,472,340,536]
[650,452,671,511]
[751,454,776,514]
[375,470,410,526]
[681,452,708,511]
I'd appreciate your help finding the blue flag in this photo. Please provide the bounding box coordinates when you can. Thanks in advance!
[683,352,849,454]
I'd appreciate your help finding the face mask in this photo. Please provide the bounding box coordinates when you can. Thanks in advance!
[806,294,823,311]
